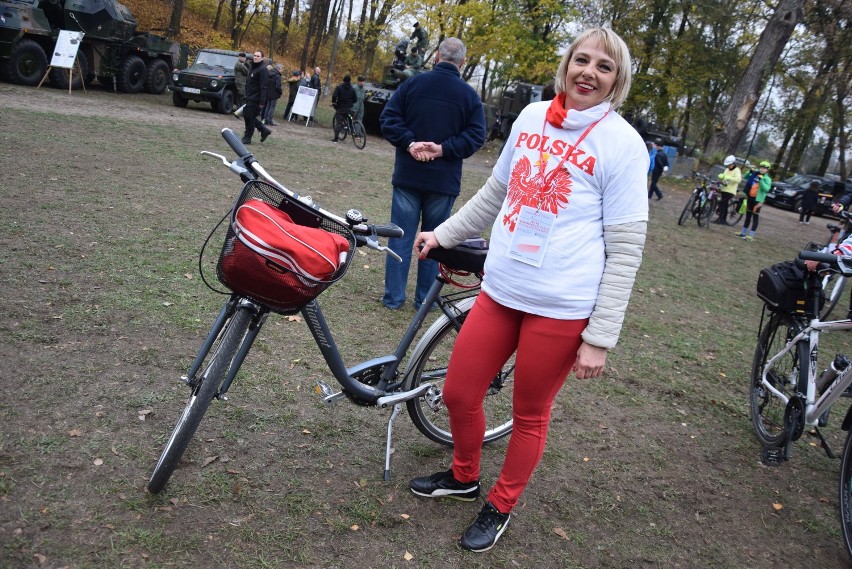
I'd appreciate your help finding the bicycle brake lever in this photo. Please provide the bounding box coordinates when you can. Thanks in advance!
[200,150,229,165]
[364,236,402,262]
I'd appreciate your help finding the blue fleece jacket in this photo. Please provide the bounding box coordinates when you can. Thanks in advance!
[380,61,486,196]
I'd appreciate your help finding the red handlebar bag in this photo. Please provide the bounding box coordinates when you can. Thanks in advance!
[233,199,350,282]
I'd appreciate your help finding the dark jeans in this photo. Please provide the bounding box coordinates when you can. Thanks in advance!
[648,171,663,199]
[383,186,456,309]
[799,208,814,222]
[716,192,733,221]
[262,99,279,124]
[242,100,270,141]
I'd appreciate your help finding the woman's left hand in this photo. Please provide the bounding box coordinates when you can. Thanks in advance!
[573,342,607,379]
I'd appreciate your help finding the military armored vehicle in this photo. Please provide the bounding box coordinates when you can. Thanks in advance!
[362,39,425,132]
[169,48,240,114]
[0,0,188,93]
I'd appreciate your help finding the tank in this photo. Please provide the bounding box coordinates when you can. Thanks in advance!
[0,0,188,93]
[362,39,425,133]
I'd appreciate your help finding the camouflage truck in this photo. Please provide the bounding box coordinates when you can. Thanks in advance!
[168,48,240,114]
[0,0,188,93]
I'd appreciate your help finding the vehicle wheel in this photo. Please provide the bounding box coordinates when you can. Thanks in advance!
[698,196,716,227]
[172,91,189,108]
[5,39,48,86]
[839,429,852,561]
[820,275,846,320]
[49,50,89,90]
[217,89,235,114]
[749,311,807,447]
[726,199,744,225]
[404,297,514,446]
[333,114,348,141]
[117,55,146,93]
[147,305,254,493]
[793,197,803,214]
[678,192,698,225]
[144,59,171,94]
[352,120,367,149]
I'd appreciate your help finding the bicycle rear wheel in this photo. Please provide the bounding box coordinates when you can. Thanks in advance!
[821,274,846,320]
[749,311,808,447]
[403,297,514,446]
[333,114,348,141]
[147,305,255,493]
[698,196,716,227]
[839,428,852,561]
[725,198,744,226]
[352,120,366,149]
[678,193,697,225]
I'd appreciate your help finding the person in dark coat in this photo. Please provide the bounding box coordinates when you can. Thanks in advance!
[799,180,820,224]
[241,50,272,145]
[330,75,358,143]
[647,143,668,199]
[284,70,301,120]
[262,63,283,125]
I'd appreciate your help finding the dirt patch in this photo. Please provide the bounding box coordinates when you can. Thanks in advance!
[1,81,851,568]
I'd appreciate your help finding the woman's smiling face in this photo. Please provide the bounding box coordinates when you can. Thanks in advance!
[562,38,618,111]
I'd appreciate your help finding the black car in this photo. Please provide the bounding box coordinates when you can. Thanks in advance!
[764,174,831,212]
[168,49,241,114]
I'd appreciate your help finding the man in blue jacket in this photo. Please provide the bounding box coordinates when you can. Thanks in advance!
[380,37,486,310]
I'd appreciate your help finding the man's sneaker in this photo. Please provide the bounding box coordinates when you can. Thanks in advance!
[459,501,511,552]
[745,235,754,241]
[240,138,252,145]
[261,131,271,143]
[409,469,480,501]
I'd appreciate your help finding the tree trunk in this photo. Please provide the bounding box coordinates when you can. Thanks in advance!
[269,0,281,57]
[213,0,226,31]
[167,0,185,38]
[277,0,297,53]
[706,0,804,159]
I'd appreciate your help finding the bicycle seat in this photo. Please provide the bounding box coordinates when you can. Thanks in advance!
[426,239,488,274]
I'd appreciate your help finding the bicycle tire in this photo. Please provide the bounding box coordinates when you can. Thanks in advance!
[839,428,852,561]
[698,196,716,227]
[725,198,744,226]
[352,120,366,149]
[403,297,514,446]
[147,305,254,493]
[678,192,697,226]
[333,114,348,141]
[749,311,808,447]
[821,275,846,320]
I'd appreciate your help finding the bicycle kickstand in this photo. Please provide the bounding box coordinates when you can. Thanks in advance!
[812,426,836,459]
[383,403,403,481]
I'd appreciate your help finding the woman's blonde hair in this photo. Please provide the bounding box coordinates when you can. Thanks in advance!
[554,28,633,110]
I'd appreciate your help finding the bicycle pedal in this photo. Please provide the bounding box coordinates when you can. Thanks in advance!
[315,381,345,404]
[760,446,787,466]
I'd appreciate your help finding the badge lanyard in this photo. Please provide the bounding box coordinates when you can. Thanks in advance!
[536,111,609,209]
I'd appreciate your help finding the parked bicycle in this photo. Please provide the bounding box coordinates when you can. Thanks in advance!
[749,250,852,560]
[332,112,367,149]
[806,211,852,320]
[146,128,514,494]
[678,172,723,227]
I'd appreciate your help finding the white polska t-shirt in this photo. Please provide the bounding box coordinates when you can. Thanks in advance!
[483,100,649,319]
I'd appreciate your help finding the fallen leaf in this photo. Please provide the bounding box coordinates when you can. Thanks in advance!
[184,273,193,279]
[163,302,173,307]
[202,456,219,468]
[34,553,47,565]
[302,429,311,434]
[773,502,783,511]
[403,551,414,561]
[67,429,82,437]
[553,527,569,540]
[583,457,590,462]
[93,458,104,466]
[350,524,359,531]
[287,315,302,322]
[400,513,410,520]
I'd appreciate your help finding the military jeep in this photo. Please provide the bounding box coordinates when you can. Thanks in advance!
[169,48,240,114]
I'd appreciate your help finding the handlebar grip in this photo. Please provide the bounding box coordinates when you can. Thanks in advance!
[373,223,404,238]
[799,250,839,265]
[221,128,252,160]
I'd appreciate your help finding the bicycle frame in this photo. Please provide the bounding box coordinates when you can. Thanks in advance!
[760,317,852,426]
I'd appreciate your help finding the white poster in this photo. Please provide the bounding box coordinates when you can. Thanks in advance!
[50,30,84,69]
[291,87,318,117]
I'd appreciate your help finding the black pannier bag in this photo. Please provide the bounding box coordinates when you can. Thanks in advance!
[756,260,823,316]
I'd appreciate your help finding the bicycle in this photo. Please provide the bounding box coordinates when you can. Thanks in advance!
[677,172,722,227]
[146,128,514,494]
[748,250,852,560]
[806,211,852,320]
[332,111,367,149]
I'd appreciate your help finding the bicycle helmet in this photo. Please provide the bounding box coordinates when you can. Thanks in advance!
[759,160,771,168]
[723,155,736,166]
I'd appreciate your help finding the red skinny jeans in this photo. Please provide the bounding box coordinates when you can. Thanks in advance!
[444,292,586,513]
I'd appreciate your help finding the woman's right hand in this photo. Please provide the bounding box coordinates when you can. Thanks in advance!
[415,231,440,260]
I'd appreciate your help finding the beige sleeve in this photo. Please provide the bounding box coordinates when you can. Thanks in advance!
[581,221,647,349]
[433,175,507,247]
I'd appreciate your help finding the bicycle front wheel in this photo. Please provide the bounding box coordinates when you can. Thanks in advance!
[839,428,852,561]
[147,305,255,494]
[352,120,366,149]
[678,192,698,225]
[403,297,514,446]
[749,311,808,447]
[726,198,744,226]
[821,274,846,320]
[698,196,716,227]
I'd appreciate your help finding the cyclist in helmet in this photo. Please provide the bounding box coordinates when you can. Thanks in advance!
[714,155,742,224]
[736,161,772,241]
